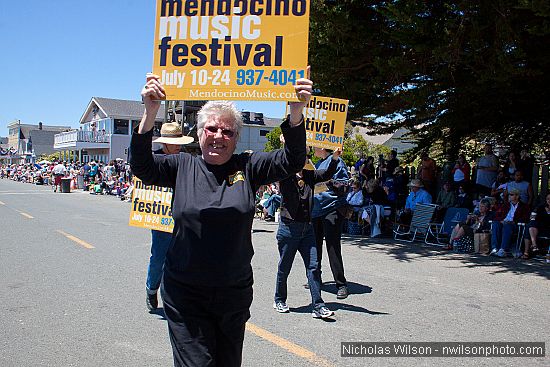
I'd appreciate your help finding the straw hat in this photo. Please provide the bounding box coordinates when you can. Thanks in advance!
[153,123,194,145]
[407,179,424,188]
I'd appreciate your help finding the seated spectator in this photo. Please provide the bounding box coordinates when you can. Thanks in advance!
[522,193,550,259]
[362,179,388,237]
[405,179,432,210]
[490,188,530,257]
[450,199,494,249]
[263,184,281,221]
[505,170,533,208]
[435,181,457,220]
[101,176,117,195]
[398,179,432,224]
[452,154,471,189]
[346,180,365,216]
[363,178,386,205]
[455,184,473,211]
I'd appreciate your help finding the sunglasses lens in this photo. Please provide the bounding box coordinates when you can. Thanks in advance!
[205,126,234,138]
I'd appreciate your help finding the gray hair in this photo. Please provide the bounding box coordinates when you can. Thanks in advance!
[197,101,243,140]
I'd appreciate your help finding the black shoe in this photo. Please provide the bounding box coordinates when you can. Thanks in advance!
[337,286,348,299]
[146,292,158,311]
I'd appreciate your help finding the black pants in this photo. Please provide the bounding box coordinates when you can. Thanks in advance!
[313,210,347,288]
[161,276,253,367]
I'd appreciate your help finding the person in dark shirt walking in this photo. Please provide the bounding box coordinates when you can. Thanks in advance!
[130,70,311,367]
[273,147,341,319]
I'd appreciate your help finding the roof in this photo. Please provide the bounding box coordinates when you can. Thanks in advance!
[6,121,71,130]
[80,97,165,123]
[263,117,282,128]
[350,126,416,154]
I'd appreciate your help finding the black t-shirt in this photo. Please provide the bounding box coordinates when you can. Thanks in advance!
[130,119,306,287]
[279,159,338,223]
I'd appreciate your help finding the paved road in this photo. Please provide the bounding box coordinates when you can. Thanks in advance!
[0,179,548,367]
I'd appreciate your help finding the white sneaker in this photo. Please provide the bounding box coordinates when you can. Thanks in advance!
[273,301,289,313]
[312,306,334,319]
[496,249,506,257]
[490,248,498,256]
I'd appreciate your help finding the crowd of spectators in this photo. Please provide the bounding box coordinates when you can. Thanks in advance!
[0,159,133,200]
[2,143,548,263]
[256,145,548,262]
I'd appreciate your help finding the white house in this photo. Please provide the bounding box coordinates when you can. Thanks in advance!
[53,97,281,163]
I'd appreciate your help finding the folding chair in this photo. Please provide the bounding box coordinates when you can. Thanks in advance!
[512,223,527,257]
[425,207,469,246]
[393,203,438,242]
[488,220,527,257]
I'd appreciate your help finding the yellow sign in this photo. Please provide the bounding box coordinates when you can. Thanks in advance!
[128,178,174,233]
[152,0,310,101]
[286,96,349,150]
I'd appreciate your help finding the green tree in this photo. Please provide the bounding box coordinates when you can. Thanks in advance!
[263,127,282,152]
[310,0,550,158]
[38,152,77,163]
[342,134,390,167]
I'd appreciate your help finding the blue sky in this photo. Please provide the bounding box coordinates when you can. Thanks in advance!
[0,0,286,135]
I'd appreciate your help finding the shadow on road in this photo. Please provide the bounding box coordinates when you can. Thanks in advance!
[342,235,550,280]
[149,307,167,321]
[320,281,372,296]
[290,302,389,316]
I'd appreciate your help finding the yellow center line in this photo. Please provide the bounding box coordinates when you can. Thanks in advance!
[19,212,34,219]
[56,230,95,249]
[246,322,335,367]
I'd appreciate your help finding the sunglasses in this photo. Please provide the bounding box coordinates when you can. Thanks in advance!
[204,126,235,138]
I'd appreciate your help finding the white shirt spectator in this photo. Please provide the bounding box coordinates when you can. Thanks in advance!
[52,163,66,176]
[503,202,518,222]
[346,190,364,207]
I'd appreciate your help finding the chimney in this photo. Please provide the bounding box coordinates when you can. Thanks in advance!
[38,122,43,130]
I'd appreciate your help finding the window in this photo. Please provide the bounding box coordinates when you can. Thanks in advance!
[114,119,129,135]
[260,130,270,137]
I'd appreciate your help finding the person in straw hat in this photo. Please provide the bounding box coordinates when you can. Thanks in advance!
[146,122,193,313]
[399,178,433,224]
[152,122,194,154]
